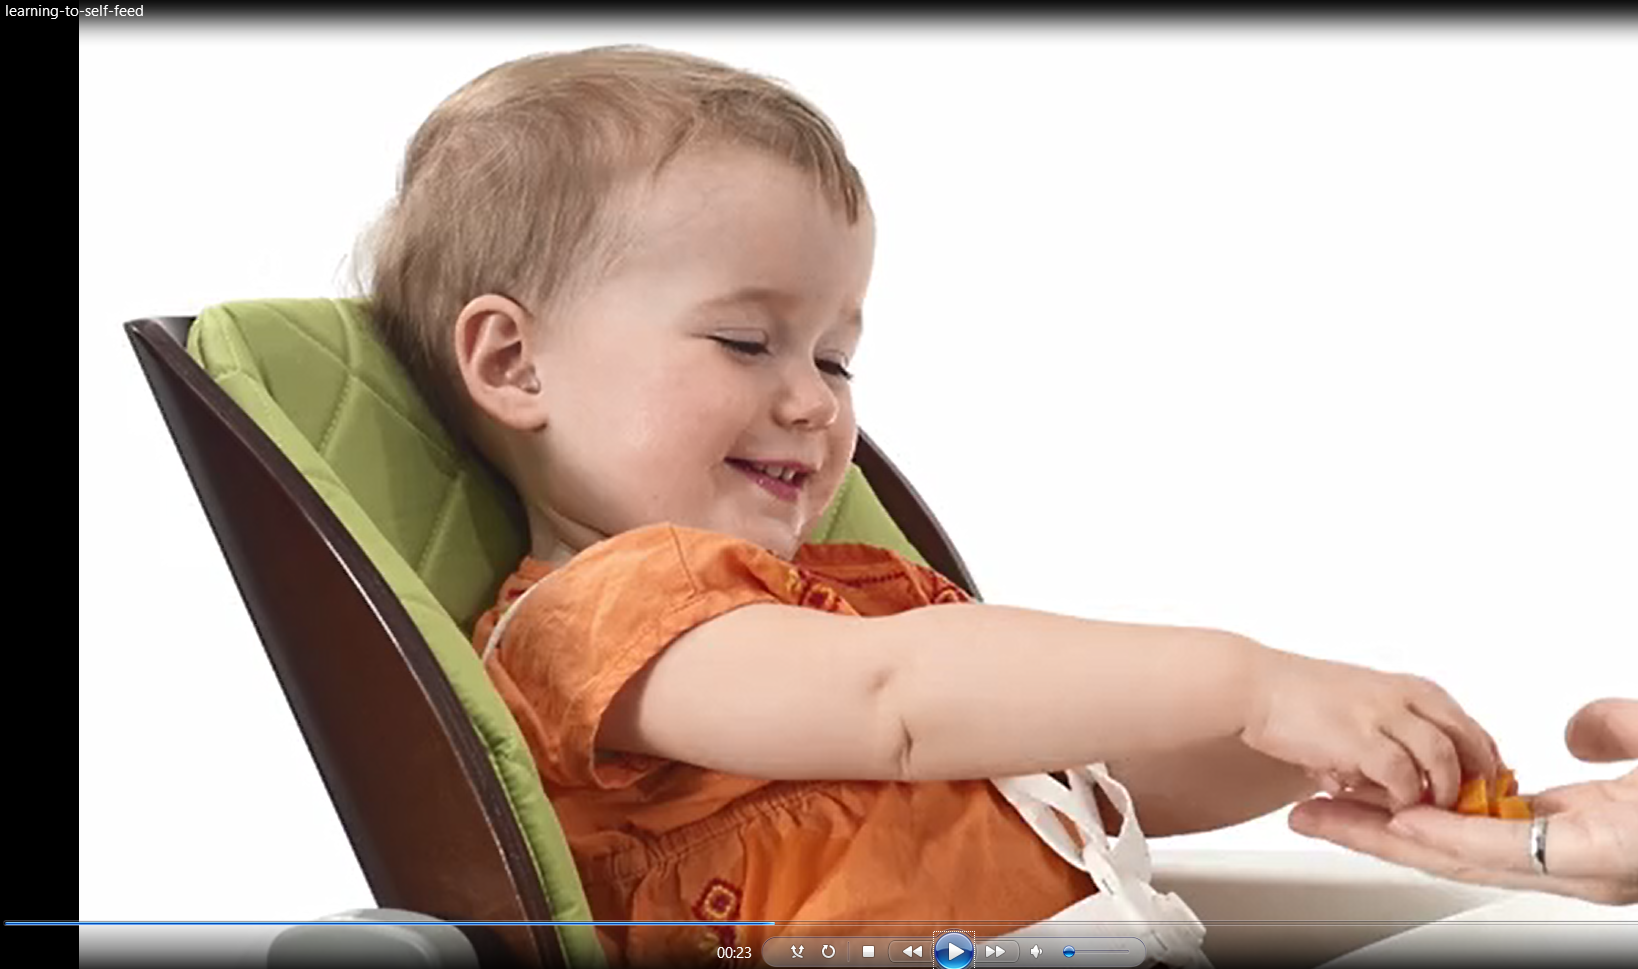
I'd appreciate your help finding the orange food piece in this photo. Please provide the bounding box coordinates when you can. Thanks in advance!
[1456,775,1491,815]
[1454,771,1531,819]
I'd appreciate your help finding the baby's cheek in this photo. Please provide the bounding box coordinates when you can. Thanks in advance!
[809,470,848,515]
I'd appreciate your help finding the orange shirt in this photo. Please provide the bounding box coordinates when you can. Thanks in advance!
[473,523,1091,967]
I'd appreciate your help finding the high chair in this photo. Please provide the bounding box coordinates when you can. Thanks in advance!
[124,297,978,969]
[125,298,1617,969]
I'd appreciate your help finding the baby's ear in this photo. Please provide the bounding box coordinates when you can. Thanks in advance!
[454,294,549,432]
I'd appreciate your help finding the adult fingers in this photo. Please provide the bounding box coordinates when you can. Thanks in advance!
[1529,776,1633,815]
[1566,698,1638,764]
[1289,797,1505,881]
[1389,804,1638,885]
[1290,798,1631,903]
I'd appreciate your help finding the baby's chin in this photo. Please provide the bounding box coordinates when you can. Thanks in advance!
[746,527,804,561]
[714,519,806,561]
[676,501,823,559]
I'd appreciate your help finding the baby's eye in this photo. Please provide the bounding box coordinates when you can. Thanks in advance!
[818,359,853,381]
[711,336,769,357]
[713,336,852,381]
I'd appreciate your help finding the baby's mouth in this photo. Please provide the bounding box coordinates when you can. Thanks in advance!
[725,458,812,488]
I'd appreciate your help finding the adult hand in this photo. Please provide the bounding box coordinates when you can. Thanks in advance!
[1287,697,1638,905]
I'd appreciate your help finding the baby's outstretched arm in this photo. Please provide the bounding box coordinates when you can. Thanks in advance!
[600,603,1249,780]
[1099,736,1323,835]
[600,601,1499,824]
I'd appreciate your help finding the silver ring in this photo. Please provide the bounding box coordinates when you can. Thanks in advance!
[1529,814,1549,876]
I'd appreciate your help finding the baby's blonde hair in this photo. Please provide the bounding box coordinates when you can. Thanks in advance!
[360,45,868,434]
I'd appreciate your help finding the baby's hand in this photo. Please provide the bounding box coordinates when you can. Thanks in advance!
[1238,649,1501,810]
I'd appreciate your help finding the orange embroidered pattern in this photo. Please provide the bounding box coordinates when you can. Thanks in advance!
[691,877,743,951]
[786,568,849,614]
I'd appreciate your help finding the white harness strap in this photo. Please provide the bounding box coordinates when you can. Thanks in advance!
[480,576,550,663]
[992,765,1212,968]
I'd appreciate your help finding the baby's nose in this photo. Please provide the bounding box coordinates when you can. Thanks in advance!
[775,365,839,429]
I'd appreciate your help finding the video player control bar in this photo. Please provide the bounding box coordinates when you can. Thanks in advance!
[761,935,1146,967]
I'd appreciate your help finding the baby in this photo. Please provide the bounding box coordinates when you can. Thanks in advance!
[362,46,1503,968]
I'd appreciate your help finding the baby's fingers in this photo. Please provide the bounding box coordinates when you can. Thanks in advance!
[1360,734,1425,810]
[1385,711,1463,808]
[1404,679,1501,781]
[1334,780,1398,810]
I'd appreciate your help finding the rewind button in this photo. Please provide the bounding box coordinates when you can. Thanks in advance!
[889,940,930,963]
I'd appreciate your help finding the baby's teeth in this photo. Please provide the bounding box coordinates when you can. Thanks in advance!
[750,458,805,481]
[751,463,799,483]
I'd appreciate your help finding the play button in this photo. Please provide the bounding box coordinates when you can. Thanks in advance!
[934,932,973,969]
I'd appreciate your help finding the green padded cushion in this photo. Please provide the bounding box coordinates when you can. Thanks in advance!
[187,297,931,967]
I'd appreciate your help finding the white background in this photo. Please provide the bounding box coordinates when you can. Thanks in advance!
[80,18,1637,921]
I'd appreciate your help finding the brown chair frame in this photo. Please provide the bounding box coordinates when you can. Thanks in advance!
[125,314,978,968]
